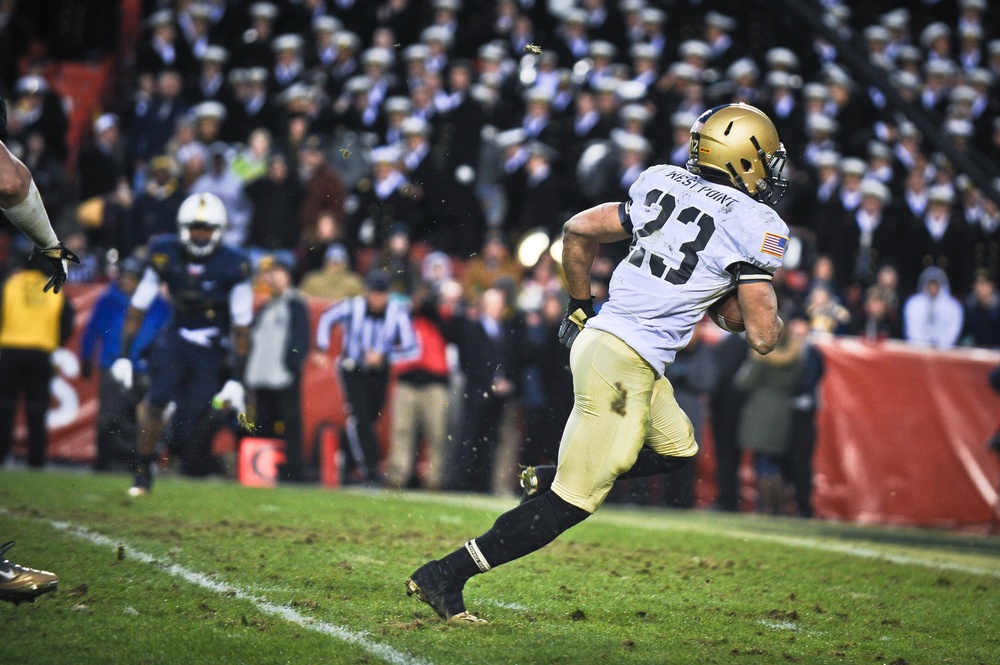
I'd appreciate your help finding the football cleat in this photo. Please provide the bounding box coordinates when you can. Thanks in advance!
[406,560,486,624]
[128,460,153,496]
[518,464,557,504]
[0,541,58,605]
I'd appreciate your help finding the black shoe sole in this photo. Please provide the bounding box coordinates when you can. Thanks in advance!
[0,582,57,606]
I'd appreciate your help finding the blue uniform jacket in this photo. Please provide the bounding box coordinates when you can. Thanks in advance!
[79,283,171,371]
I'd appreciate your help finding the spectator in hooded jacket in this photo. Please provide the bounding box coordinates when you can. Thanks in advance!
[903,266,964,348]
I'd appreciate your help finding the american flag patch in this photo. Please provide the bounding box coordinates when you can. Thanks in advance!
[760,232,788,258]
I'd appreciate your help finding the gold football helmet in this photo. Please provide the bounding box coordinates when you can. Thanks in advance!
[686,103,788,206]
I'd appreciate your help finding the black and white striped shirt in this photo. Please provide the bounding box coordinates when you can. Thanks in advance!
[316,295,417,368]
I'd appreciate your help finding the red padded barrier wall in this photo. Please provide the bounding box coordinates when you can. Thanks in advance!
[12,287,1000,530]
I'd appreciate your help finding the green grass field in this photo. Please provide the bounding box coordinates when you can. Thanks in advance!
[1,470,998,665]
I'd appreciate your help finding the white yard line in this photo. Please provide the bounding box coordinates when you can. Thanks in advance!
[18,513,432,665]
[392,492,1000,579]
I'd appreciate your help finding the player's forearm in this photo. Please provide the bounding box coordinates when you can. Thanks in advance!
[561,228,599,300]
[738,281,783,355]
[1,177,59,248]
[561,202,630,299]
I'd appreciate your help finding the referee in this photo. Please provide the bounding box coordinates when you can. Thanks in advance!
[315,269,416,483]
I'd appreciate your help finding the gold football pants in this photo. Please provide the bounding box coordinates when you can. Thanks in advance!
[551,328,698,513]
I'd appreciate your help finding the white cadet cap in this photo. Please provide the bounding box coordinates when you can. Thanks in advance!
[802,82,827,100]
[401,117,429,136]
[246,67,268,84]
[345,75,373,95]
[194,100,227,119]
[920,22,950,49]
[806,113,838,135]
[840,157,868,177]
[404,43,431,62]
[147,9,174,28]
[640,8,665,25]
[726,58,759,81]
[814,150,841,169]
[612,130,651,155]
[93,113,119,134]
[15,75,48,95]
[859,178,890,204]
[589,40,617,60]
[201,45,229,64]
[620,104,652,124]
[421,25,453,46]
[678,40,711,60]
[362,47,394,67]
[672,110,698,128]
[766,47,800,70]
[370,145,401,164]
[630,43,657,61]
[272,34,304,52]
[864,25,891,44]
[494,127,527,149]
[313,15,342,33]
[705,11,736,32]
[928,185,955,204]
[880,9,909,31]
[384,96,413,115]
[867,140,892,160]
[249,2,278,20]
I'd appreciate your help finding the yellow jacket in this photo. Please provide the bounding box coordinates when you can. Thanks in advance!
[0,269,74,353]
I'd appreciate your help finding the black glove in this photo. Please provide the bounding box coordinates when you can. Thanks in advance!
[30,242,80,294]
[558,296,596,349]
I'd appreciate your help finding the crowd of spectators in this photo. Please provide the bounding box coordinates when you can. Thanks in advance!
[0,0,996,346]
[2,0,999,508]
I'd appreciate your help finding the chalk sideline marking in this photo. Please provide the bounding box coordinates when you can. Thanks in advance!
[12,512,432,665]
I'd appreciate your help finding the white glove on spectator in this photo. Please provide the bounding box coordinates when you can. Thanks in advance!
[212,380,246,414]
[110,358,133,390]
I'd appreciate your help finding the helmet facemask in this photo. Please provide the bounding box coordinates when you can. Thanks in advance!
[686,103,790,207]
[177,192,228,259]
[179,221,223,259]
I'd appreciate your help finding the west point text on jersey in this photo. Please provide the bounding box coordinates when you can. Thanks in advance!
[660,168,741,209]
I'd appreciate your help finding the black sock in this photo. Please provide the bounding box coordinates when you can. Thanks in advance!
[620,447,693,480]
[440,491,590,583]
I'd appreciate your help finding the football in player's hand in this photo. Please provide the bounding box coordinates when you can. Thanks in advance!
[707,291,745,333]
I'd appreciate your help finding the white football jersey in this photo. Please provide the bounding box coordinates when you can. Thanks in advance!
[588,164,789,376]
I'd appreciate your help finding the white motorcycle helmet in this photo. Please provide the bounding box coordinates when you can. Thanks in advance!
[177,192,227,259]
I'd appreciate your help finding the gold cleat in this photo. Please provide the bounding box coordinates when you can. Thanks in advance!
[448,611,487,625]
[406,561,486,624]
[0,542,58,605]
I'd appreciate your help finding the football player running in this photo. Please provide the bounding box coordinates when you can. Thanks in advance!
[112,192,253,495]
[406,103,789,623]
